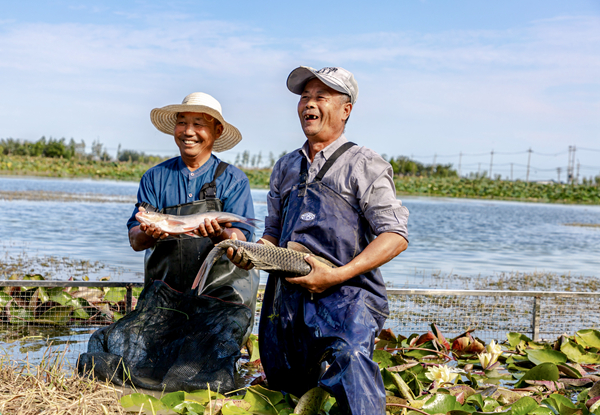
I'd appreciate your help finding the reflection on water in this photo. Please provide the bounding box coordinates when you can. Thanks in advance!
[0,325,94,369]
[1,176,599,286]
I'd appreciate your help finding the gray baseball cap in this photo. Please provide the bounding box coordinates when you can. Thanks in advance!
[287,66,359,104]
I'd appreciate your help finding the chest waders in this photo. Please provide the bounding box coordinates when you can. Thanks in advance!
[259,143,389,415]
[142,162,259,314]
[78,162,259,393]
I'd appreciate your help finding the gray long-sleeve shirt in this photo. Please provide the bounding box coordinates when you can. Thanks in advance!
[264,135,409,242]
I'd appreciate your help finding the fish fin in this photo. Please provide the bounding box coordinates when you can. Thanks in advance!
[315,256,337,269]
[166,219,187,226]
[258,238,276,247]
[241,218,262,228]
[287,241,313,254]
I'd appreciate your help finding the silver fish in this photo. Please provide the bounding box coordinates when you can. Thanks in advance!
[191,239,336,292]
[135,210,260,237]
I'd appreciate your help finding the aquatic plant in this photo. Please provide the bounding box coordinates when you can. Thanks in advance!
[113,325,600,414]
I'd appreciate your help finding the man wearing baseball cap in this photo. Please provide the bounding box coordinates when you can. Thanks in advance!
[229,67,409,413]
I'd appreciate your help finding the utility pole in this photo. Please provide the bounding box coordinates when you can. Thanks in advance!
[567,146,573,183]
[489,150,494,179]
[432,153,437,174]
[572,146,577,184]
[478,163,481,178]
[458,152,462,177]
[526,148,532,183]
[557,167,561,183]
[576,161,580,185]
[510,163,514,181]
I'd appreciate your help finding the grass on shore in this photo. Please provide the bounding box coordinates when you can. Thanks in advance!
[0,351,125,415]
[2,154,599,204]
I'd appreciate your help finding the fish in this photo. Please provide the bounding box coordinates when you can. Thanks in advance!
[135,210,261,237]
[191,239,337,292]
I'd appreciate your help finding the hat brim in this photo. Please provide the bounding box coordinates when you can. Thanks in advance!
[287,66,350,98]
[150,104,242,152]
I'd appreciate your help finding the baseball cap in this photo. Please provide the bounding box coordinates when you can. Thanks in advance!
[287,66,359,104]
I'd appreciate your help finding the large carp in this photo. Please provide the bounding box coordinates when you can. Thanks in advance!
[135,210,260,237]
[192,239,336,292]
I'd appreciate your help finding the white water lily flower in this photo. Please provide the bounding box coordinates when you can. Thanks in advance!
[425,365,459,384]
[478,352,499,370]
[486,340,502,356]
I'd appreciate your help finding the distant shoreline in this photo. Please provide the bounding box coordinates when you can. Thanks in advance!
[1,155,599,205]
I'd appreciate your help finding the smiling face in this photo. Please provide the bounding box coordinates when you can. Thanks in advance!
[173,112,223,170]
[297,78,352,144]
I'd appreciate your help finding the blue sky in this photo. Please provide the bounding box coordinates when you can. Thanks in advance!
[1,0,599,181]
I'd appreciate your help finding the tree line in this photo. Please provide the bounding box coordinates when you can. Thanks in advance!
[0,137,165,164]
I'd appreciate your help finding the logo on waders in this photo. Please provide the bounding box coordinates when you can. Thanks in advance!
[300,212,316,221]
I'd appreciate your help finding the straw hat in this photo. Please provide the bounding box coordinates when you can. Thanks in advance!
[150,92,242,152]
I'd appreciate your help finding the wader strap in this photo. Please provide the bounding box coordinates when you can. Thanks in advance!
[298,155,308,197]
[314,142,356,182]
[199,161,229,199]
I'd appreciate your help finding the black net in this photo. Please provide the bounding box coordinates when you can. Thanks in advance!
[77,280,252,393]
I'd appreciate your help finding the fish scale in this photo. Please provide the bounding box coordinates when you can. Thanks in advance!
[192,239,336,292]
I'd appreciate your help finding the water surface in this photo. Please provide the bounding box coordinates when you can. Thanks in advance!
[1,176,599,287]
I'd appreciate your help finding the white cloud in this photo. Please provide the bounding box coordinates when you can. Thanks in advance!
[0,13,598,177]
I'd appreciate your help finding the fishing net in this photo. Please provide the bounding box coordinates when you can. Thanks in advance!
[77,280,252,393]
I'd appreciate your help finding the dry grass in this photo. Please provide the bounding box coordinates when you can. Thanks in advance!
[0,349,126,415]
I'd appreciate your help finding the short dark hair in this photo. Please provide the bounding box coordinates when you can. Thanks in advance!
[339,94,351,126]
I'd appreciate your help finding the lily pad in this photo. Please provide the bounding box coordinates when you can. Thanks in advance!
[120,393,168,414]
[575,329,600,349]
[526,349,567,366]
[293,387,330,414]
[513,362,559,389]
[373,349,394,369]
[507,332,532,348]
[420,394,475,414]
[561,339,600,364]
[509,396,539,415]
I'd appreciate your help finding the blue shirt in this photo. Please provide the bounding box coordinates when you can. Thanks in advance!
[127,155,255,240]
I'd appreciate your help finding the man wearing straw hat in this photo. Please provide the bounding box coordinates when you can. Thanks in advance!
[228,66,409,414]
[127,92,257,304]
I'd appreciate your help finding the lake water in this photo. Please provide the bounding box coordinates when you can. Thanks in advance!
[1,176,600,288]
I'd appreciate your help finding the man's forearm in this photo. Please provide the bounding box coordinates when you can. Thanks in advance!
[129,226,157,251]
[286,232,408,293]
[330,232,407,285]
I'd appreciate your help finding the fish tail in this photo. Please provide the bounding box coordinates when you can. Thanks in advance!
[240,218,262,228]
[191,246,227,293]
